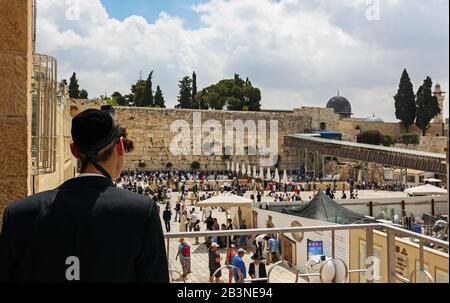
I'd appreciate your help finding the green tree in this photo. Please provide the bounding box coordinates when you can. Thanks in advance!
[394,69,416,131]
[197,74,262,111]
[131,80,146,107]
[141,71,154,107]
[176,76,193,109]
[194,89,210,110]
[154,85,166,108]
[111,92,127,106]
[79,89,88,99]
[68,72,80,98]
[415,77,441,136]
[192,71,198,107]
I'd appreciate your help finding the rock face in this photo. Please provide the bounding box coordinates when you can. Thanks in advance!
[115,107,312,171]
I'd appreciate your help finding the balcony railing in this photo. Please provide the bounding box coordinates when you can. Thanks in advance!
[164,223,448,283]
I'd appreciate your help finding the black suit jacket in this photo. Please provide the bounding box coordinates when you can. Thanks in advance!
[0,176,169,283]
[248,262,267,282]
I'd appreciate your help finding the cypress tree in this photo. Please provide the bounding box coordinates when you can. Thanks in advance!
[141,71,154,107]
[68,72,80,98]
[154,85,166,108]
[394,69,416,131]
[176,76,193,109]
[192,71,197,107]
[415,77,441,136]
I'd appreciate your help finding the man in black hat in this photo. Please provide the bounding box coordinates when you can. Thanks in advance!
[0,109,169,283]
[248,253,267,283]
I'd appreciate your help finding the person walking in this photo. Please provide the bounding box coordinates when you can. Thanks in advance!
[174,200,181,222]
[225,244,237,283]
[176,238,191,279]
[0,109,169,283]
[208,243,222,283]
[179,212,187,233]
[193,220,201,245]
[163,206,172,232]
[232,248,247,283]
[248,254,267,283]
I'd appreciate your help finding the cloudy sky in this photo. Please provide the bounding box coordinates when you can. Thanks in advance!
[36,0,449,121]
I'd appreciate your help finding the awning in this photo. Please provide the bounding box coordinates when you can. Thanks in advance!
[404,184,448,196]
[197,195,253,208]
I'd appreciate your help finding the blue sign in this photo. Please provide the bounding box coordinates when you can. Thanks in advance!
[307,240,323,259]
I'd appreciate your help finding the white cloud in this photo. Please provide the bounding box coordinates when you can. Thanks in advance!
[36,0,449,121]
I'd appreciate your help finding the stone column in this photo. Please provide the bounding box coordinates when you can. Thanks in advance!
[0,0,33,227]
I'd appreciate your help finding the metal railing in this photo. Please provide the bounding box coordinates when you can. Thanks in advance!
[164,223,449,283]
[31,53,58,175]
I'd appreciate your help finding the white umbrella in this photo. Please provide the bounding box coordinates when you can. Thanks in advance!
[274,168,280,183]
[282,169,288,184]
[266,167,272,181]
[404,184,447,196]
[197,194,253,208]
[253,166,258,178]
[259,167,264,179]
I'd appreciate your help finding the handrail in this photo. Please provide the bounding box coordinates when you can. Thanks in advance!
[164,223,449,250]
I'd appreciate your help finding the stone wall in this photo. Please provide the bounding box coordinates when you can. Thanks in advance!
[115,107,311,171]
[394,136,448,154]
[338,119,447,142]
[70,98,105,117]
[0,0,33,227]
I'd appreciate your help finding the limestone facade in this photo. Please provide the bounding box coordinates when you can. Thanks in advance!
[0,0,33,227]
[115,107,312,171]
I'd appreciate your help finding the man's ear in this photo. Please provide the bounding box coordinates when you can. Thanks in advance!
[70,143,81,159]
[117,137,125,156]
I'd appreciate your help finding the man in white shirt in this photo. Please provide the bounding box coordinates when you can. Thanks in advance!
[203,206,212,222]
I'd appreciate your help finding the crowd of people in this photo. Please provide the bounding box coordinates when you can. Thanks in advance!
[175,233,280,283]
[114,169,417,283]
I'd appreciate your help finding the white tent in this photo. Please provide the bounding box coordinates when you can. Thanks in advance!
[266,167,272,180]
[236,163,240,174]
[247,164,252,177]
[197,195,253,208]
[241,164,246,176]
[259,167,264,179]
[404,184,448,196]
[253,166,258,178]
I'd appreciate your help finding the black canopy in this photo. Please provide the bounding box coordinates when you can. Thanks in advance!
[282,191,377,224]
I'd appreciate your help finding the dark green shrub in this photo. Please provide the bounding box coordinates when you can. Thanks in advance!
[357,130,382,145]
[191,161,201,170]
[399,133,420,145]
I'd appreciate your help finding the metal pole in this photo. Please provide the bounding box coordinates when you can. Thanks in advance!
[419,240,424,272]
[365,228,374,283]
[331,230,335,259]
[386,229,396,283]
[166,238,170,263]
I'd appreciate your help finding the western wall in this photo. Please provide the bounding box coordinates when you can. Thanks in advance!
[115,107,331,171]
